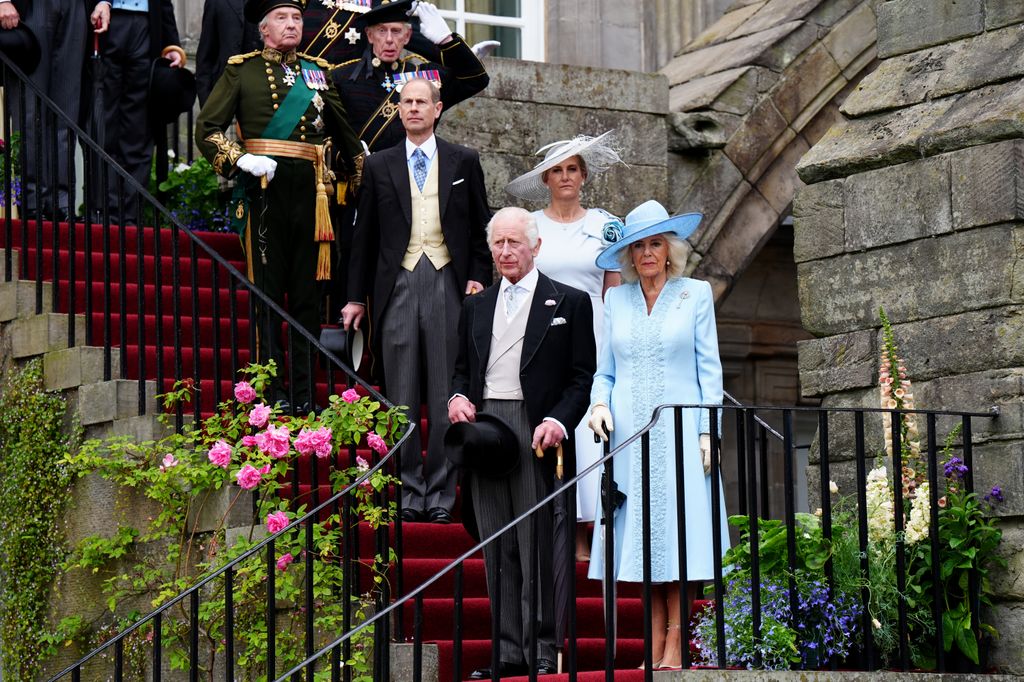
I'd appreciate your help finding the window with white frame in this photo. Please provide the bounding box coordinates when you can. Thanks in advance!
[433,0,543,61]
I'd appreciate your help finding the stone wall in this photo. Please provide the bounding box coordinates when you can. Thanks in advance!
[439,57,669,219]
[794,0,1024,672]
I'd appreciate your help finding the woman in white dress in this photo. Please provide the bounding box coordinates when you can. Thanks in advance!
[505,131,624,560]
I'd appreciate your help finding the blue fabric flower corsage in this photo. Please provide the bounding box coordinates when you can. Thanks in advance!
[603,218,624,244]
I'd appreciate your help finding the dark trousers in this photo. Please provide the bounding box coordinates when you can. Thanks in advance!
[9,0,86,216]
[90,10,152,221]
[380,255,461,512]
[244,159,320,406]
[471,399,557,665]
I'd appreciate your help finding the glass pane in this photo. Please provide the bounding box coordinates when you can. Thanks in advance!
[466,0,520,18]
[433,0,456,10]
[465,23,520,58]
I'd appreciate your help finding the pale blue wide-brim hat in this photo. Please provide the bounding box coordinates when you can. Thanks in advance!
[595,200,703,270]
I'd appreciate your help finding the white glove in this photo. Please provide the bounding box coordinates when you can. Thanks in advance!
[414,2,452,44]
[237,153,277,182]
[588,404,614,442]
[471,40,501,58]
[700,433,712,475]
[360,140,372,157]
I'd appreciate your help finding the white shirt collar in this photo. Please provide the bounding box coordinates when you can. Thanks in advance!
[499,266,539,297]
[405,135,437,161]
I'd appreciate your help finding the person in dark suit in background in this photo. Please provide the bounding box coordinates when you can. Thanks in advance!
[448,207,596,679]
[89,0,184,222]
[341,77,491,524]
[194,0,260,105]
[1,0,89,220]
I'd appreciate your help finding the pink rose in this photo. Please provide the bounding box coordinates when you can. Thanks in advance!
[295,426,333,458]
[207,440,232,469]
[366,432,388,455]
[259,463,272,475]
[266,510,289,534]
[255,424,291,459]
[276,553,294,571]
[159,453,179,472]
[234,381,257,404]
[248,403,271,428]
[356,455,370,471]
[240,435,257,447]
[341,388,360,403]
[235,464,263,490]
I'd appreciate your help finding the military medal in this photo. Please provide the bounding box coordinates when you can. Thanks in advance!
[393,69,442,91]
[313,115,325,132]
[381,74,395,92]
[312,92,325,112]
[281,65,296,86]
[344,26,361,44]
[302,68,328,90]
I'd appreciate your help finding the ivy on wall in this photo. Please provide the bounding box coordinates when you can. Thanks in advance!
[0,360,78,681]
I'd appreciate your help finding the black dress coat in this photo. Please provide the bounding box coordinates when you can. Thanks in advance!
[346,135,492,330]
[450,272,596,479]
[194,0,260,105]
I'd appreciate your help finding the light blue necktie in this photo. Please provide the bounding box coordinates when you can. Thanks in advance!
[505,284,524,318]
[412,148,427,191]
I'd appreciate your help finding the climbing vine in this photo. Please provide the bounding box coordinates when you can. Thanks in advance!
[0,360,78,681]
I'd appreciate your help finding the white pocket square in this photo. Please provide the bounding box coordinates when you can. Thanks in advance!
[452,178,465,186]
[550,317,567,326]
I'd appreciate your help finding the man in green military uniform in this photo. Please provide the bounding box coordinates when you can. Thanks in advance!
[195,0,362,413]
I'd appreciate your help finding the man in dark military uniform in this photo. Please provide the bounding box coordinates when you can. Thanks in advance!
[326,0,488,318]
[301,0,439,65]
[195,0,362,413]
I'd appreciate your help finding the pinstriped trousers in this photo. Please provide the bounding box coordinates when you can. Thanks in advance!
[471,398,556,664]
[380,254,461,513]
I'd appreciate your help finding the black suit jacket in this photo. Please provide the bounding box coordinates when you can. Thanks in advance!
[450,272,596,477]
[347,135,492,330]
[195,0,260,105]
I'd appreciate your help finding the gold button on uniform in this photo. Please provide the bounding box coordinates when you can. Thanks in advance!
[272,93,278,100]
[273,103,279,109]
[300,134,306,141]
[270,84,277,90]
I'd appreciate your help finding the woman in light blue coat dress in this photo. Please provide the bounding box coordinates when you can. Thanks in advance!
[586,200,730,670]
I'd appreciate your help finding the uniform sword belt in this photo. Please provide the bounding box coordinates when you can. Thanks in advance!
[244,138,337,281]
[245,138,320,161]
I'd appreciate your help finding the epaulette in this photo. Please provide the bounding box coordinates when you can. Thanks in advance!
[227,50,260,65]
[298,53,332,69]
[401,52,430,68]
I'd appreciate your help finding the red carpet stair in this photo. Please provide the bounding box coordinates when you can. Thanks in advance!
[2,217,682,680]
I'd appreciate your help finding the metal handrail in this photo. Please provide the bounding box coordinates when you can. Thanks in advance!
[279,401,998,680]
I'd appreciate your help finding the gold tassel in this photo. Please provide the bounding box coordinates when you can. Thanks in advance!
[313,143,335,281]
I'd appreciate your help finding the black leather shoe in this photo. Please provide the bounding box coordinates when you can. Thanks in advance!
[535,658,557,675]
[401,508,424,523]
[467,662,527,680]
[428,507,452,524]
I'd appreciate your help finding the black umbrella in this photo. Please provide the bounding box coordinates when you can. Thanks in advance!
[89,34,105,150]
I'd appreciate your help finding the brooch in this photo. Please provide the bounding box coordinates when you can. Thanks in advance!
[602,218,624,244]
[544,299,557,306]
[677,290,690,308]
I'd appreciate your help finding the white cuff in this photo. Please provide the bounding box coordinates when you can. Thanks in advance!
[447,393,469,408]
[543,416,569,441]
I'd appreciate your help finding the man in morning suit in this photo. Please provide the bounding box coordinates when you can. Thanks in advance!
[326,0,488,316]
[195,0,261,105]
[195,0,362,413]
[448,207,596,678]
[341,77,491,524]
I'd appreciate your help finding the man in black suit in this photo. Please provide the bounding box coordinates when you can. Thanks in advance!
[341,77,491,523]
[448,207,596,678]
[194,0,260,105]
[89,0,183,221]
[1,0,89,220]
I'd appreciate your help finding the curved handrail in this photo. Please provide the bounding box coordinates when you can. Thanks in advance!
[276,400,999,678]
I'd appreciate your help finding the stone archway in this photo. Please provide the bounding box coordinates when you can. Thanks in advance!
[660,0,879,301]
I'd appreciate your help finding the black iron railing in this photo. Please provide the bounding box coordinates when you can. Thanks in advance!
[276,402,996,681]
[1,52,416,680]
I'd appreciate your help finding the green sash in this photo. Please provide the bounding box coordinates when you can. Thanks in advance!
[261,58,319,140]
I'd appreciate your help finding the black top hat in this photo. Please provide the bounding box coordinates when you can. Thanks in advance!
[444,411,520,479]
[0,23,41,75]
[361,0,415,26]
[148,58,197,126]
[319,325,364,372]
[243,0,307,23]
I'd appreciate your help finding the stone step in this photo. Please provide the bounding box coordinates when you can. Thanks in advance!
[76,379,159,426]
[44,345,122,391]
[83,412,176,443]
[9,312,86,358]
[0,279,54,322]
